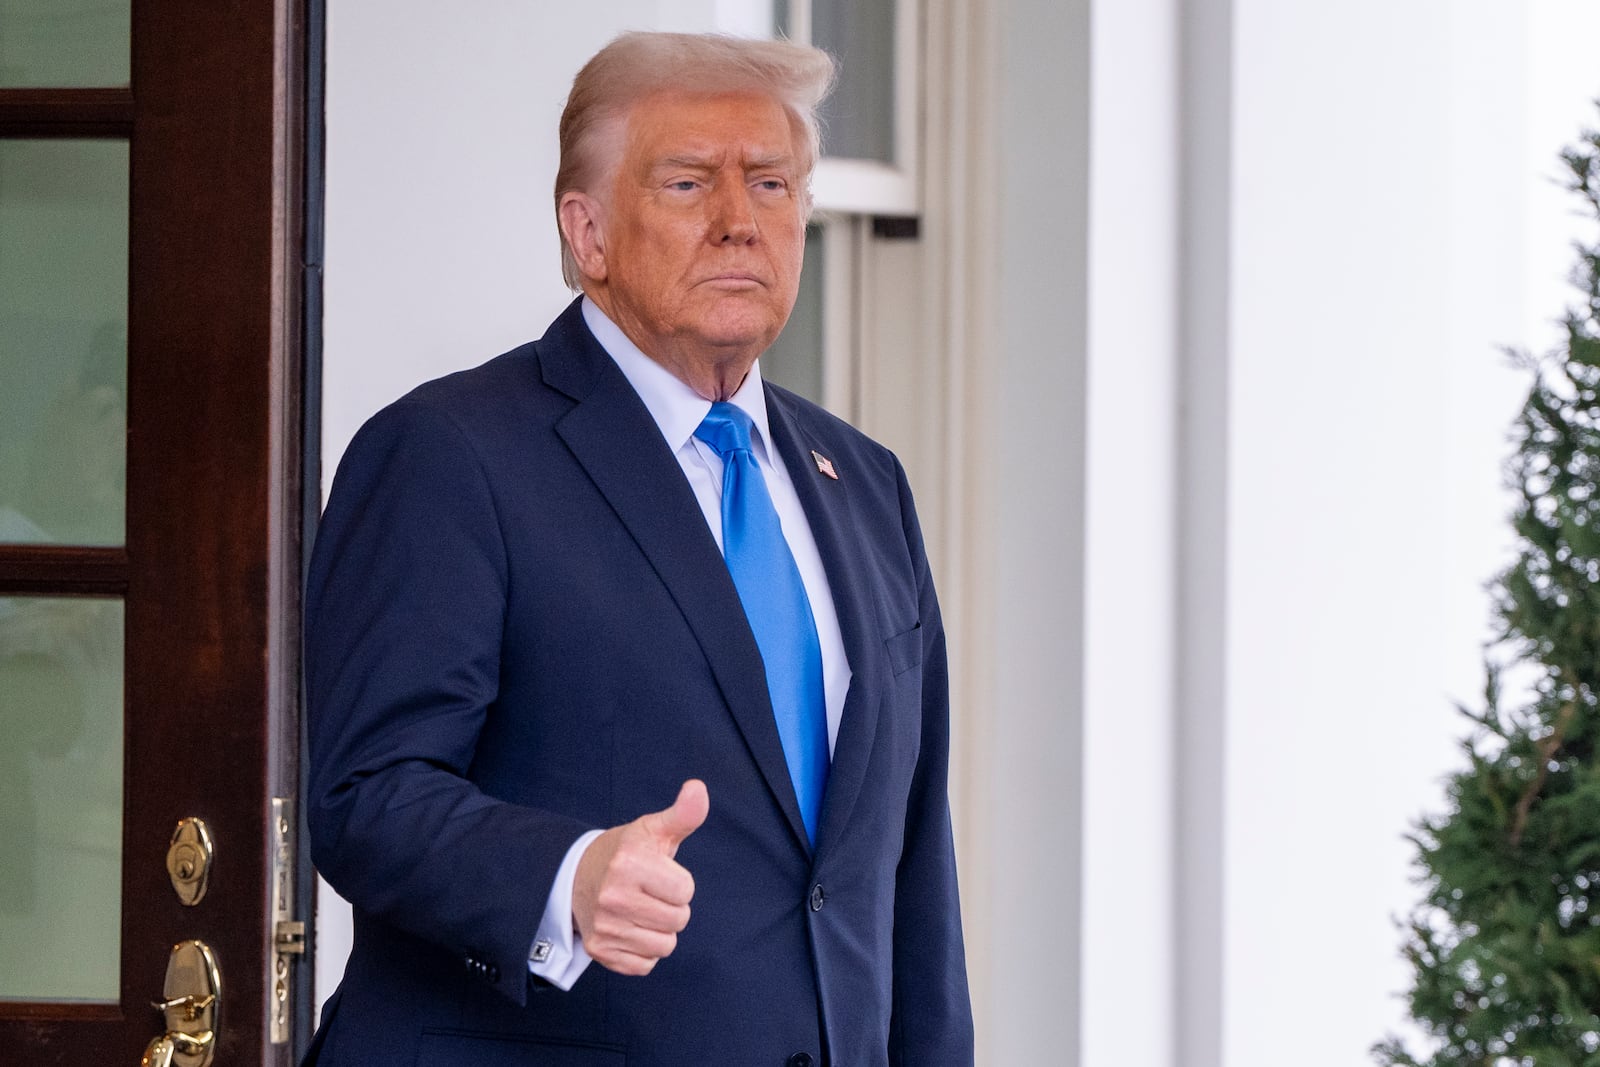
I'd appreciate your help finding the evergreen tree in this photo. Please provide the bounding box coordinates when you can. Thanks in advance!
[1376,110,1600,1067]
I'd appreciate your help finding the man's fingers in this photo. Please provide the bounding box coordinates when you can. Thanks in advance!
[591,945,667,977]
[636,857,695,907]
[584,887,687,977]
[589,923,679,961]
[598,835,695,906]
[598,889,691,935]
[639,778,709,856]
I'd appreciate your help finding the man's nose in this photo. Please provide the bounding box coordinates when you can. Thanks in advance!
[713,184,758,244]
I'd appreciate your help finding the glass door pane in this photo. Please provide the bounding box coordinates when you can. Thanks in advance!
[0,595,123,1002]
[0,0,131,88]
[0,139,128,546]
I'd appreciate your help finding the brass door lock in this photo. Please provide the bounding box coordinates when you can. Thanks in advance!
[165,818,214,906]
[141,940,221,1067]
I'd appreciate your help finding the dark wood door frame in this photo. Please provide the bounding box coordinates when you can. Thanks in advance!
[0,0,320,1062]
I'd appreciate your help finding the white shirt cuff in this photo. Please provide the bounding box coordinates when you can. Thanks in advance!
[527,829,604,991]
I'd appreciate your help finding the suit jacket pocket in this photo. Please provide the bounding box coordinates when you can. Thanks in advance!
[416,1030,626,1066]
[885,621,923,677]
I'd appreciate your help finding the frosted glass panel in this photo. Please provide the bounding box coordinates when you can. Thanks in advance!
[0,0,131,87]
[0,140,128,546]
[764,225,824,403]
[0,596,123,1002]
[811,0,895,163]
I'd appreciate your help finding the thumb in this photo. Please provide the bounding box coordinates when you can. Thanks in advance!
[641,778,709,855]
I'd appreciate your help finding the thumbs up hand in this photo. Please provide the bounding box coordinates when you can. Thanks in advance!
[573,780,709,976]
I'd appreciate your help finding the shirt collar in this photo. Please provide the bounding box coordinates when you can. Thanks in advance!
[581,296,773,458]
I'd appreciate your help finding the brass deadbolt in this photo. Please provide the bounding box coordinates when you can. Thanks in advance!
[165,818,214,906]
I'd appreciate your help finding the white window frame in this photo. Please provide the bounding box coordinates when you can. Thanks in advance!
[810,212,864,418]
[785,0,921,216]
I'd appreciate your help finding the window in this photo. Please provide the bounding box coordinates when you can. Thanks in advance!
[776,0,919,214]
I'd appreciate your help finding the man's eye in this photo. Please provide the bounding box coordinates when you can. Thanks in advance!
[670,180,699,191]
[755,179,786,191]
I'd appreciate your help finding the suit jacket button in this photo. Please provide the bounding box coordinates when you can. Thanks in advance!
[809,884,825,912]
[787,1054,814,1067]
[488,964,501,982]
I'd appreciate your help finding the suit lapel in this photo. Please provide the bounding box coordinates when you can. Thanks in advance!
[763,390,885,862]
[538,304,812,853]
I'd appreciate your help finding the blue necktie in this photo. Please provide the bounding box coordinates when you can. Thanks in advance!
[695,402,828,843]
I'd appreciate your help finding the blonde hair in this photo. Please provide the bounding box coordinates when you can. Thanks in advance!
[555,32,836,289]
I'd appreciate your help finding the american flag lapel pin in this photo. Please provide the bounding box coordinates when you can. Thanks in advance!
[811,450,839,480]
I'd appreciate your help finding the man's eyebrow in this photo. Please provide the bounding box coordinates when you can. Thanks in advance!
[649,152,796,171]
[744,153,795,171]
[654,154,717,171]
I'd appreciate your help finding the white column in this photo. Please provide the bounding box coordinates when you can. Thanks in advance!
[1081,0,1184,1063]
[971,1,1093,1063]
[1174,1,1233,1064]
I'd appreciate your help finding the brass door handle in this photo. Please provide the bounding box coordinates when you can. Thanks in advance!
[143,941,221,1067]
[140,1035,175,1067]
[140,1030,216,1067]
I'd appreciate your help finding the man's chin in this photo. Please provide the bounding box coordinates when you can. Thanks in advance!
[685,310,786,357]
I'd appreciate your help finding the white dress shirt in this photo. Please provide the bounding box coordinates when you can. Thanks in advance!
[526,298,851,989]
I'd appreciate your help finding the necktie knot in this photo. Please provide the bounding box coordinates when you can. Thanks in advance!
[694,401,755,459]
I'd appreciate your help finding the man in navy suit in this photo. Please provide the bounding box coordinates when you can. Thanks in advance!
[304,31,972,1066]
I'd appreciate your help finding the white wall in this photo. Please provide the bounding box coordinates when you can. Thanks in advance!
[1226,3,1600,1063]
[1074,2,1600,1065]
[1186,3,1600,1065]
[1221,1,1526,1059]
[323,2,647,474]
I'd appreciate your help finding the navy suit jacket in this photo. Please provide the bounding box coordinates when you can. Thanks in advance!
[303,300,973,1066]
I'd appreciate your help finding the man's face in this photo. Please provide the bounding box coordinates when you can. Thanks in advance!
[590,89,807,387]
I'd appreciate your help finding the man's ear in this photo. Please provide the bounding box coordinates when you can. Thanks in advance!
[558,191,608,283]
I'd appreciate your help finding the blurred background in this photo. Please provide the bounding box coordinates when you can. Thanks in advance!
[312,2,1600,1064]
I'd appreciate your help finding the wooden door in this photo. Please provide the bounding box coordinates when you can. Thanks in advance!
[0,0,315,1062]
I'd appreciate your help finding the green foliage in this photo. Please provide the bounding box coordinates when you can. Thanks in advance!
[1375,111,1600,1067]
